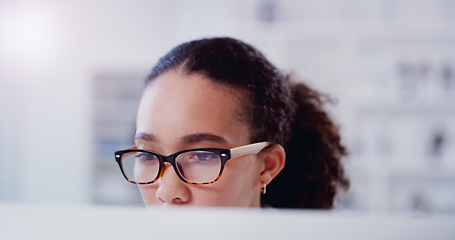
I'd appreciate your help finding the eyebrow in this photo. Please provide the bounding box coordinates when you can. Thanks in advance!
[180,133,228,145]
[134,132,228,145]
[134,132,156,142]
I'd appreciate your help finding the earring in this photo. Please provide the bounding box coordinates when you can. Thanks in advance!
[261,183,267,194]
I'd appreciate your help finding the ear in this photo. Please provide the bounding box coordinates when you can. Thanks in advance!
[258,144,286,186]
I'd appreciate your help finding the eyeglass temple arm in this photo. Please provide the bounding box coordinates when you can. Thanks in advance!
[230,142,270,159]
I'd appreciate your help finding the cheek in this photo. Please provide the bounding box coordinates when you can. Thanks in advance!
[204,157,262,204]
[222,156,262,185]
[138,185,160,205]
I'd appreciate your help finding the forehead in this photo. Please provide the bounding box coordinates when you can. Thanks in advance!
[136,71,250,146]
[141,71,243,114]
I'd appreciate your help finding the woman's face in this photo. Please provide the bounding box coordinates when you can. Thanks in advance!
[135,70,264,207]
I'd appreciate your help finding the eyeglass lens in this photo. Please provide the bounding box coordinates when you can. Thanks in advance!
[120,150,223,184]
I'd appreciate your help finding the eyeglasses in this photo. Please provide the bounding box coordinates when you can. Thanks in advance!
[114,142,270,185]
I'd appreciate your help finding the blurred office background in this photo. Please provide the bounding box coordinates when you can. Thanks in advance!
[0,0,454,214]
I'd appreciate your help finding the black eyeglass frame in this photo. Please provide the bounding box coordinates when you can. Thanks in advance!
[114,141,270,185]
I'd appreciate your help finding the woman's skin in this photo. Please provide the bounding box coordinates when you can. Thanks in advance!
[134,70,285,207]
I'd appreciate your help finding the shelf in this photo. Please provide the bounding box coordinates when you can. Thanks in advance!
[92,71,144,206]
[353,105,455,119]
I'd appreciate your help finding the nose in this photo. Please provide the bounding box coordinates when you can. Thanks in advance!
[155,163,190,205]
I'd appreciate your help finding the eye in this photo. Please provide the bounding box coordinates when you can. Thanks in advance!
[136,152,158,161]
[191,152,219,161]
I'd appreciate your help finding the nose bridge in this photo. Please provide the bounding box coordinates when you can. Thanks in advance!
[155,161,190,204]
[158,154,180,180]
[159,158,178,179]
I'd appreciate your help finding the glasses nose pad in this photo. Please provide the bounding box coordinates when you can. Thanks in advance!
[155,163,166,180]
[176,162,185,179]
[159,161,180,179]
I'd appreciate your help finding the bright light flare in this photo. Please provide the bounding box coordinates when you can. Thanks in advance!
[0,3,64,67]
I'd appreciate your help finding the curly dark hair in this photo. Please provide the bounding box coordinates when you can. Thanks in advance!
[146,37,349,209]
